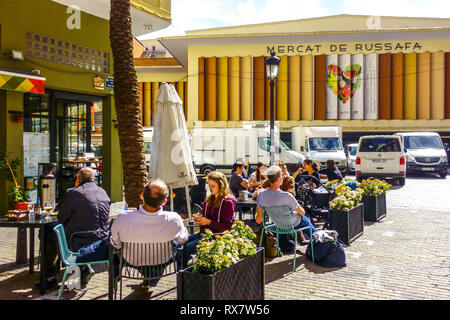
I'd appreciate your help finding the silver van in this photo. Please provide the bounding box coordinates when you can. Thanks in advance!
[356,135,406,185]
[394,132,448,178]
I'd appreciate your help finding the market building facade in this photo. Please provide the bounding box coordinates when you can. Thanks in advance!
[0,0,171,212]
[135,15,450,147]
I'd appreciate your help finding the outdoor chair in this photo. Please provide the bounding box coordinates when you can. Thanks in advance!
[110,241,183,300]
[260,207,315,272]
[53,224,109,300]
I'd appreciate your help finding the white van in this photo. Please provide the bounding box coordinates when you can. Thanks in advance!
[394,132,448,178]
[190,125,304,175]
[356,135,406,185]
[291,126,347,174]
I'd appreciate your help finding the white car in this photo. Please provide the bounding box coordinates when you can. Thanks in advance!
[345,143,358,174]
[356,135,406,186]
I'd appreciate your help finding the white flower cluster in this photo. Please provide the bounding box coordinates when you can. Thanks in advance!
[329,186,363,211]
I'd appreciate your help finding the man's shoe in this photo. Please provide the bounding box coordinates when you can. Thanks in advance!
[80,266,95,284]
[35,278,58,290]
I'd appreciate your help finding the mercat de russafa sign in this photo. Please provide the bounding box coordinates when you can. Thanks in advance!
[267,42,424,54]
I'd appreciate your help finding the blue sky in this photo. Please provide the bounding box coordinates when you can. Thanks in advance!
[139,0,450,39]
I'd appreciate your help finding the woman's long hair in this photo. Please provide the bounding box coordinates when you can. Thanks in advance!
[206,171,234,208]
[256,162,264,182]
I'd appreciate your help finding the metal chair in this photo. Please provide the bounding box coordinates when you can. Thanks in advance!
[259,206,314,272]
[111,241,183,300]
[53,224,109,300]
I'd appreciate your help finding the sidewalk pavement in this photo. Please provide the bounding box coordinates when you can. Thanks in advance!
[0,179,449,300]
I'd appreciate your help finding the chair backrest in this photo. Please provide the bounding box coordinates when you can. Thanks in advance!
[119,241,177,280]
[53,224,73,265]
[262,206,297,233]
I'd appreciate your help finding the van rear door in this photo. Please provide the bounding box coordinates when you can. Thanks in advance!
[358,137,402,173]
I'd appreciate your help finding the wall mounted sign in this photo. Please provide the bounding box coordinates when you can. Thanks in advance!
[105,77,114,89]
[93,75,105,90]
[267,42,424,55]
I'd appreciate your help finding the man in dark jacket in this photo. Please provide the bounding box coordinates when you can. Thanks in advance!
[36,167,110,290]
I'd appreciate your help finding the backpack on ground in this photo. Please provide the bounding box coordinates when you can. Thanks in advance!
[305,230,346,268]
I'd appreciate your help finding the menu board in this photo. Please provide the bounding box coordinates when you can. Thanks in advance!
[23,132,50,177]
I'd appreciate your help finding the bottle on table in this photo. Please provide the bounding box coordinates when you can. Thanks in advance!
[34,197,41,217]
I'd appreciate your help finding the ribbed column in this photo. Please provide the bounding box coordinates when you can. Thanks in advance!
[198,57,205,121]
[151,82,159,117]
[276,55,288,121]
[391,53,404,120]
[378,53,392,120]
[228,56,240,121]
[326,54,338,120]
[446,53,450,119]
[313,55,325,120]
[205,57,217,121]
[217,57,228,121]
[364,53,378,119]
[431,52,445,120]
[300,55,313,120]
[240,56,252,121]
[253,56,266,120]
[143,82,151,126]
[138,82,143,123]
[351,54,364,120]
[417,52,431,120]
[404,53,417,120]
[338,54,351,120]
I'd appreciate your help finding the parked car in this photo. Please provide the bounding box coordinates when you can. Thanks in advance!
[345,143,358,174]
[356,135,406,186]
[394,132,448,178]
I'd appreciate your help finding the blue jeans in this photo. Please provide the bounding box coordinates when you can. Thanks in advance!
[278,215,317,251]
[182,233,203,269]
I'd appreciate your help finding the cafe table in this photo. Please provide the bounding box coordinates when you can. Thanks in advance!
[235,198,258,221]
[0,215,58,295]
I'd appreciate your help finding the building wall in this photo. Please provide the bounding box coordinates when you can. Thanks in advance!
[0,0,123,210]
[185,39,450,131]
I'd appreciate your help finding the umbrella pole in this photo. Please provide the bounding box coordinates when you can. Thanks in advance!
[169,185,174,212]
[185,185,194,234]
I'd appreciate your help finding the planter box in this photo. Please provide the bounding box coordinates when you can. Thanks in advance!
[329,204,364,245]
[177,247,265,300]
[362,193,387,222]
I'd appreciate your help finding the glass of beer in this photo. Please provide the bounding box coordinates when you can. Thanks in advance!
[43,202,53,215]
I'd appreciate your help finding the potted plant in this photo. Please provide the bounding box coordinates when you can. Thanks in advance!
[177,221,265,300]
[328,187,364,245]
[359,179,391,222]
[1,152,30,210]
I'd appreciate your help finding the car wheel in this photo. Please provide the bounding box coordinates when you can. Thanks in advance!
[398,177,406,186]
[439,171,447,179]
[200,164,215,175]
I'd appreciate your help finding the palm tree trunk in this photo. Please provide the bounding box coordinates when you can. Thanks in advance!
[110,0,147,208]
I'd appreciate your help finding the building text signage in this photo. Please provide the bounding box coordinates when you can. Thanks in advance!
[267,41,424,55]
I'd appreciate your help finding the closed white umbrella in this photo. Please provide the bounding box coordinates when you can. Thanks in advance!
[149,83,198,225]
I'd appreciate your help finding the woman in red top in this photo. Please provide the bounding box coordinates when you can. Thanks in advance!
[182,171,236,268]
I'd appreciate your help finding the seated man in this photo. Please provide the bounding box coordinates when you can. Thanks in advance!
[36,167,110,290]
[76,179,189,287]
[229,162,251,198]
[255,166,318,253]
[252,160,296,199]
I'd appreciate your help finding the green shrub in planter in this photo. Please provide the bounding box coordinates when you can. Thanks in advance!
[358,179,391,222]
[177,221,265,300]
[329,187,364,245]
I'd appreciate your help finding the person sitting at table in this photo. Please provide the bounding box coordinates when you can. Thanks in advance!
[229,162,252,198]
[255,166,318,252]
[36,167,111,290]
[318,160,344,182]
[292,159,321,188]
[252,161,296,199]
[249,162,267,191]
[182,171,236,267]
[75,179,189,287]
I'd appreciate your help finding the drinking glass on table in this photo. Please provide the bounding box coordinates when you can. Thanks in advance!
[43,202,53,215]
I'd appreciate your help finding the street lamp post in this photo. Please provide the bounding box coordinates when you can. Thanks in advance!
[266,52,280,166]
